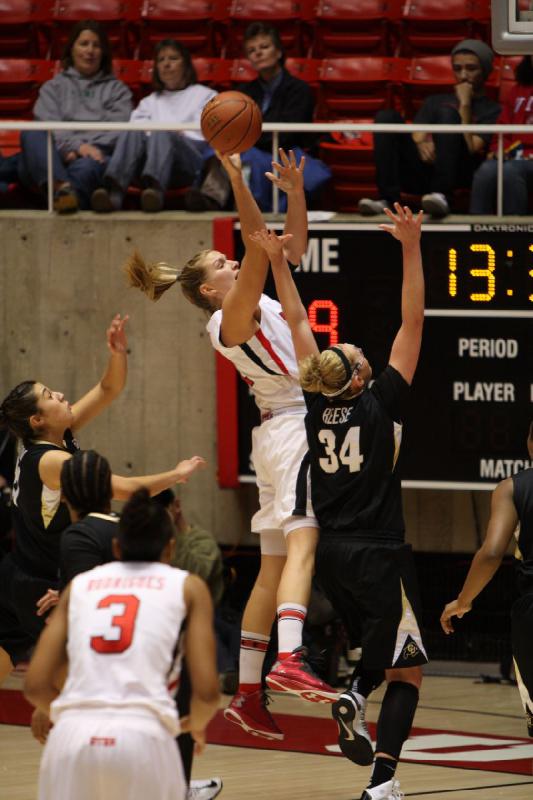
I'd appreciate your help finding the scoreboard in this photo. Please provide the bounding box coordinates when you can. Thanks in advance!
[215,222,533,490]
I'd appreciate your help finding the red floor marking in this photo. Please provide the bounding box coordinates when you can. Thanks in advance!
[0,689,33,726]
[207,711,533,776]
[3,689,532,776]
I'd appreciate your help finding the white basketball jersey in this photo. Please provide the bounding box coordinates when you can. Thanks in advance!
[206,294,305,414]
[51,561,188,736]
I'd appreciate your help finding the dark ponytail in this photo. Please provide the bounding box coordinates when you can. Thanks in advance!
[0,381,38,446]
[118,487,175,561]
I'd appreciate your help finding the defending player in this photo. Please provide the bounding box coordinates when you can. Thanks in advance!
[124,149,337,742]
[0,316,205,684]
[250,204,427,800]
[441,461,533,738]
[24,488,220,800]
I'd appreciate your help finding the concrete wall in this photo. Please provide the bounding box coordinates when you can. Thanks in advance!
[0,212,492,551]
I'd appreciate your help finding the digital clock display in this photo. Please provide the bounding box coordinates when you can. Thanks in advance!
[216,223,532,490]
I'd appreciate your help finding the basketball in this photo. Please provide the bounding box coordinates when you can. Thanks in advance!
[201,91,262,155]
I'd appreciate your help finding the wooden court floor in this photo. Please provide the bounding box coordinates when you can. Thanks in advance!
[1,674,533,799]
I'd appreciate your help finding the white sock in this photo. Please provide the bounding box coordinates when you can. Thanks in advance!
[238,630,270,689]
[277,603,307,658]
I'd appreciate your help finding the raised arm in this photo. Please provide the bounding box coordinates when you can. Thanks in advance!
[440,478,517,634]
[250,229,318,363]
[379,204,424,385]
[24,585,70,713]
[218,153,269,346]
[39,449,206,496]
[70,314,129,432]
[266,149,308,264]
[110,456,206,501]
[181,574,220,751]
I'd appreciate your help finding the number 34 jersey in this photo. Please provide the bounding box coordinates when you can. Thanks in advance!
[298,365,410,540]
[50,561,188,736]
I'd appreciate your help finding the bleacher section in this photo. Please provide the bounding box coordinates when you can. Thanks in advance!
[0,1,517,211]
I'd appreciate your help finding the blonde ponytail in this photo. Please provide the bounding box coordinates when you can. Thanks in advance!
[123,250,179,301]
[299,350,352,397]
[124,249,215,312]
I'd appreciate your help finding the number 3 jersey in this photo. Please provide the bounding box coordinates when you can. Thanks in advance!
[50,561,188,736]
[296,365,409,540]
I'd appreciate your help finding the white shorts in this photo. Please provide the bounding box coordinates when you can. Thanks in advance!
[39,713,185,800]
[251,412,316,535]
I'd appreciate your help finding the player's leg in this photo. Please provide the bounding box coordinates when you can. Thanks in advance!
[265,522,339,703]
[223,541,286,740]
[255,414,337,702]
[358,545,427,800]
[358,665,422,800]
[511,592,533,736]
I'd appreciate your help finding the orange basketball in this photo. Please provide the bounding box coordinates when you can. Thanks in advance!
[201,91,262,155]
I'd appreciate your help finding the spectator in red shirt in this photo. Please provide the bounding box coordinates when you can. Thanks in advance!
[470,56,533,214]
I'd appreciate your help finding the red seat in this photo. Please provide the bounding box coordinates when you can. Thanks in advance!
[225,0,308,58]
[192,57,232,90]
[0,59,55,118]
[0,129,21,156]
[402,55,499,116]
[138,0,222,58]
[111,58,144,103]
[50,0,141,59]
[498,56,522,104]
[318,57,406,120]
[319,122,377,210]
[400,0,477,56]
[285,56,321,100]
[312,0,402,57]
[0,0,54,57]
[230,58,257,84]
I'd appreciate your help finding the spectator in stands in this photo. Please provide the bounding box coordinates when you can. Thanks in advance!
[359,39,500,219]
[470,56,533,215]
[18,20,132,213]
[185,22,331,212]
[92,39,216,213]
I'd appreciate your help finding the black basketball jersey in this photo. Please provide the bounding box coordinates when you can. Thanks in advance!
[11,434,79,580]
[295,365,409,540]
[60,512,118,588]
[513,468,533,594]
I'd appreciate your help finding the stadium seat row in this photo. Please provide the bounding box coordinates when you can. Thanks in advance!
[0,54,522,121]
[0,0,502,59]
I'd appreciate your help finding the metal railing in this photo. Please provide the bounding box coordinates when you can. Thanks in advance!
[1,120,530,215]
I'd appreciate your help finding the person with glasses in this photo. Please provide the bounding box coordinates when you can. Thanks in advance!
[249,203,427,800]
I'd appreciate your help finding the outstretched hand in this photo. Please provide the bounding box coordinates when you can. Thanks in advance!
[216,151,242,181]
[379,203,423,246]
[249,229,293,261]
[265,148,305,195]
[106,313,129,354]
[175,456,207,484]
[440,598,472,635]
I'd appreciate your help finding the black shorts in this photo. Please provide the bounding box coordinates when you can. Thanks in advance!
[315,537,428,671]
[0,553,55,664]
[511,592,533,736]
